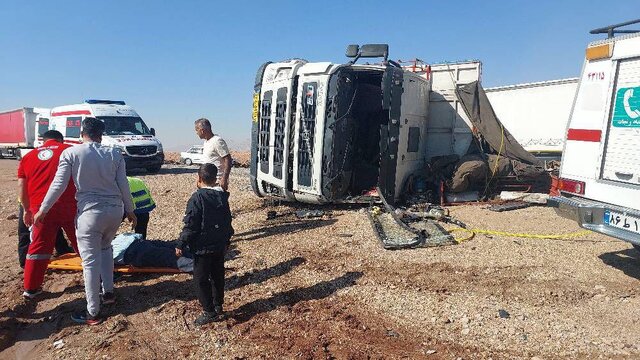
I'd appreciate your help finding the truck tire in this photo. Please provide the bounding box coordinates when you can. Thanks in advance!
[146,165,162,174]
[185,158,193,166]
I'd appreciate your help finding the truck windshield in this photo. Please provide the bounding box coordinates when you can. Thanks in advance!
[98,116,152,136]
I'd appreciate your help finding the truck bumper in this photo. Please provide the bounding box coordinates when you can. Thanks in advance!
[548,195,640,245]
[124,152,164,170]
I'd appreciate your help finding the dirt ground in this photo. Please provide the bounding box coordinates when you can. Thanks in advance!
[0,158,639,359]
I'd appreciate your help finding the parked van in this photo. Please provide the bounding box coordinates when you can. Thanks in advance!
[550,20,640,246]
[49,100,164,173]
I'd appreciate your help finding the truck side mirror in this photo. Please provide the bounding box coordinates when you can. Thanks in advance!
[150,128,156,136]
[346,44,359,58]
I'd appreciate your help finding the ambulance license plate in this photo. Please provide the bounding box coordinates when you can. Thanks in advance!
[604,210,640,235]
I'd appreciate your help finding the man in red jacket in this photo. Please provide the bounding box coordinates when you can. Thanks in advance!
[18,130,78,299]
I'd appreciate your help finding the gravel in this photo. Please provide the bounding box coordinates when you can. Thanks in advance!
[0,159,638,359]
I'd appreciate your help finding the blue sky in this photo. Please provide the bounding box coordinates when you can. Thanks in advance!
[1,1,639,150]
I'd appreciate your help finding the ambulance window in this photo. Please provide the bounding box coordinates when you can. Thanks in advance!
[66,117,82,138]
[135,122,144,134]
[38,118,50,136]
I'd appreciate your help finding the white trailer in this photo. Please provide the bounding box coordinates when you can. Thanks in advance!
[486,78,578,156]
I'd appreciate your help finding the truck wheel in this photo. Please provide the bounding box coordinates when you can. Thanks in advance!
[185,158,193,166]
[146,165,162,174]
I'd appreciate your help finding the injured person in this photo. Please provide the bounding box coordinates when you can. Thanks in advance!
[112,233,194,272]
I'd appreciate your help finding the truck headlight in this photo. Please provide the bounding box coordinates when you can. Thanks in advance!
[156,142,163,153]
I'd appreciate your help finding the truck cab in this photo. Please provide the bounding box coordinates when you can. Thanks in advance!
[49,100,164,173]
[250,44,432,204]
[550,20,640,246]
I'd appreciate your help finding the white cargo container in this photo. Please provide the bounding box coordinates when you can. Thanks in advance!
[486,78,578,156]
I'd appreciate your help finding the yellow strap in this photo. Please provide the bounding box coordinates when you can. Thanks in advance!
[449,228,592,243]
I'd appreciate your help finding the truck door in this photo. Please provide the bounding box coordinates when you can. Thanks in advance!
[252,60,306,198]
[378,66,403,205]
[601,58,640,186]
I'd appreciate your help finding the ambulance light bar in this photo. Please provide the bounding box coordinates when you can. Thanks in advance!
[84,99,126,105]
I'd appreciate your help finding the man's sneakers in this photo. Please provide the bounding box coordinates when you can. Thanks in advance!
[22,288,42,300]
[194,306,224,326]
[71,310,103,326]
[102,292,116,305]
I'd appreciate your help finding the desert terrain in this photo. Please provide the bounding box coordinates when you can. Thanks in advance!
[0,157,639,359]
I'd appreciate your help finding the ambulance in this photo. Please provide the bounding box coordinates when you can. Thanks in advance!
[49,100,164,173]
[549,20,640,247]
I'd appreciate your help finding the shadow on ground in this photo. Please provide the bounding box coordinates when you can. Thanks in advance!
[231,271,363,323]
[599,247,640,280]
[234,218,338,242]
[0,255,310,352]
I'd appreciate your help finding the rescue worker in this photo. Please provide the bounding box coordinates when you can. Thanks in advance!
[194,118,232,191]
[18,130,78,299]
[127,176,155,239]
[36,117,136,325]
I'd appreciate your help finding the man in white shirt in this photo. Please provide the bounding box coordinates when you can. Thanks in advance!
[194,118,232,190]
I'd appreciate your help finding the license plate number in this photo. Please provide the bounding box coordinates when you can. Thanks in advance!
[604,210,640,235]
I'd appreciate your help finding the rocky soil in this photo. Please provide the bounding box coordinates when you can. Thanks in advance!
[0,159,638,359]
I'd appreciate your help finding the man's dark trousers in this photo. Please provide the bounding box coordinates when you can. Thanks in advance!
[134,212,150,239]
[193,251,225,313]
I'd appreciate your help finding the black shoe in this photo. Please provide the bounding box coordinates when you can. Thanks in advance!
[71,310,103,325]
[102,292,116,305]
[194,311,218,326]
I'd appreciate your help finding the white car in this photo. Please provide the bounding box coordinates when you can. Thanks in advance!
[180,145,204,166]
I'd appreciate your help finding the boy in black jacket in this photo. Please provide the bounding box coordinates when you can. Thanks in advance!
[176,164,233,326]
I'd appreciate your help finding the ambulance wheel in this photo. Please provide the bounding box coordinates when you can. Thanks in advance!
[146,165,162,174]
[184,158,193,166]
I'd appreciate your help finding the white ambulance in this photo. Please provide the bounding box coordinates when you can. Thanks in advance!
[48,100,164,173]
[550,20,640,247]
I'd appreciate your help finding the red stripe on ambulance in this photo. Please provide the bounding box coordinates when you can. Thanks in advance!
[51,110,91,117]
[567,128,602,142]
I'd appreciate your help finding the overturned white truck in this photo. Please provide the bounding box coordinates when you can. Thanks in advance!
[250,44,544,205]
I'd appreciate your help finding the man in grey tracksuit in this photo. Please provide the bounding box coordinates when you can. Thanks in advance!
[35,117,136,325]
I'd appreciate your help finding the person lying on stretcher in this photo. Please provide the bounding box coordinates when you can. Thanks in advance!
[111,233,194,272]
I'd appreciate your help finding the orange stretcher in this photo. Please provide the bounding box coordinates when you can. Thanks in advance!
[47,253,181,274]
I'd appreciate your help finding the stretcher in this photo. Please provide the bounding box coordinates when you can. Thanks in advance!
[47,253,181,274]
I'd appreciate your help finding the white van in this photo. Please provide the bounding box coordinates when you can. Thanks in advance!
[49,100,164,173]
[550,20,640,246]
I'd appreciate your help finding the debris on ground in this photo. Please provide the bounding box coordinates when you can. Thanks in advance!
[498,309,511,319]
[488,201,530,212]
[499,191,549,204]
[294,210,325,219]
